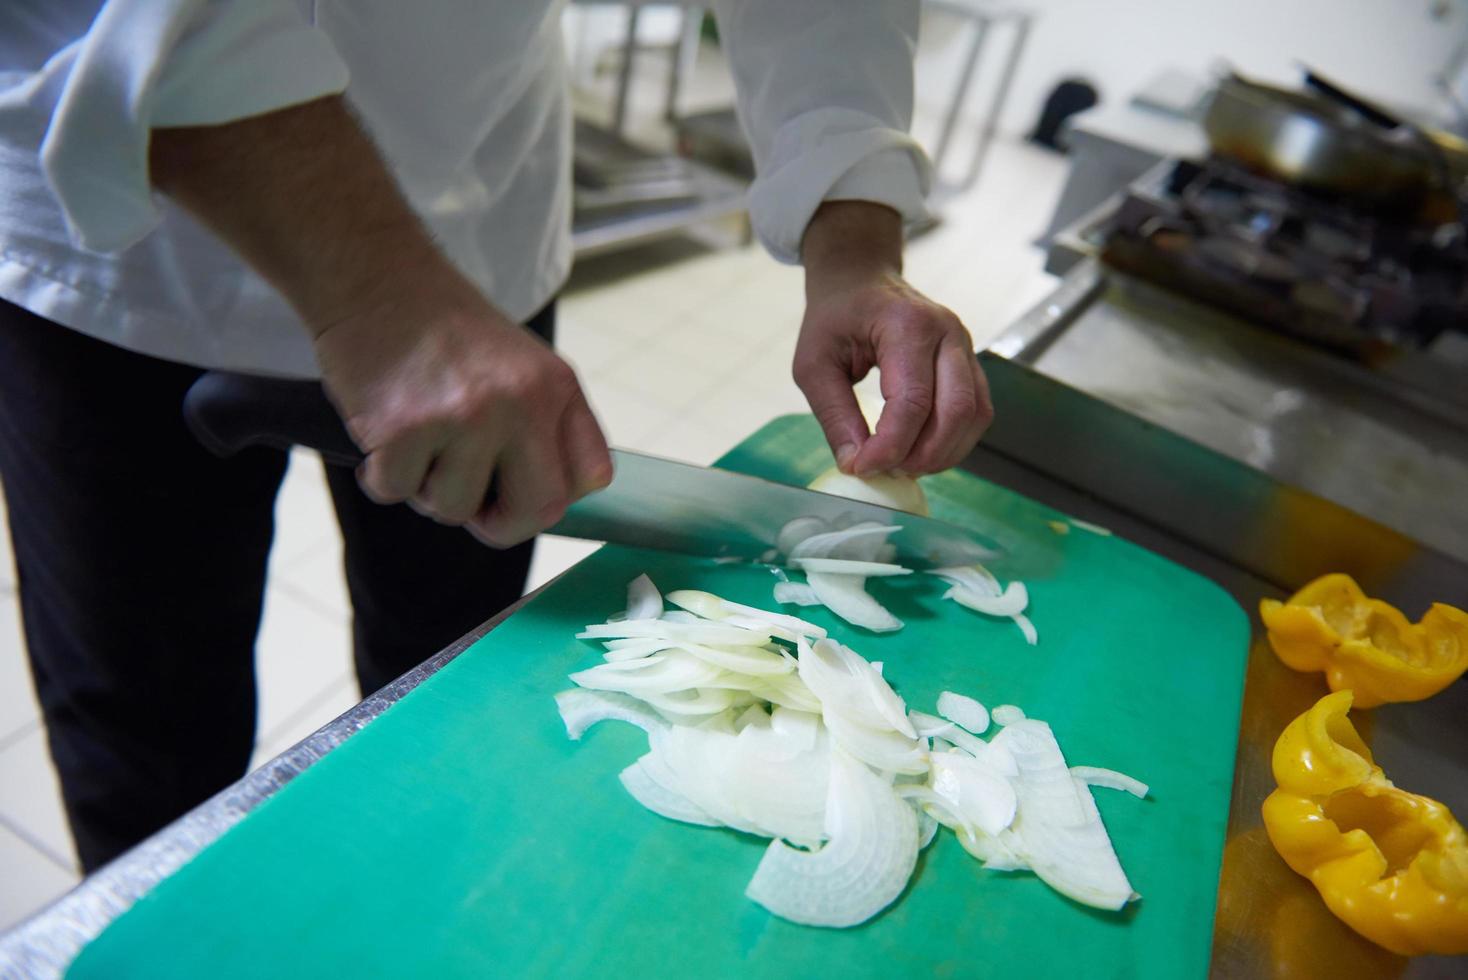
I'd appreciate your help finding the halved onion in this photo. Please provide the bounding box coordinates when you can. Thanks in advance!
[744,748,919,927]
[807,468,929,516]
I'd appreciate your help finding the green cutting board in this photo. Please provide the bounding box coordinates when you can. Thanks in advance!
[71,416,1249,979]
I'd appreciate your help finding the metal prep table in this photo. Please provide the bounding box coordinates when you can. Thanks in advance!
[4,270,1468,977]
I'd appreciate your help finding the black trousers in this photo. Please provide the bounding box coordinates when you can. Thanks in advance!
[0,299,551,872]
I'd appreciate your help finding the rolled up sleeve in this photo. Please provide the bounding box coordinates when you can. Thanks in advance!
[40,0,349,254]
[711,0,932,264]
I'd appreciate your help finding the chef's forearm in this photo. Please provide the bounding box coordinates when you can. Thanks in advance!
[149,95,466,333]
[800,201,904,294]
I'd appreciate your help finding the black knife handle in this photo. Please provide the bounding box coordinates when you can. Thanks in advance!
[183,371,364,467]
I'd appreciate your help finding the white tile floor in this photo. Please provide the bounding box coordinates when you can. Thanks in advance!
[0,135,1067,930]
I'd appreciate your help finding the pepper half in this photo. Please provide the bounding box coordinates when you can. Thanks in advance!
[1259,574,1468,707]
[1262,689,1468,956]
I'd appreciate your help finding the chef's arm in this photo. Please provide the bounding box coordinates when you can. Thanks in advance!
[148,96,610,545]
[713,0,992,476]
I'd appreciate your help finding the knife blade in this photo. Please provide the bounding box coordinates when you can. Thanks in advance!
[182,371,1002,568]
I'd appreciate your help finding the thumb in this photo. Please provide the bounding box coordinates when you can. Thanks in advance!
[793,353,870,473]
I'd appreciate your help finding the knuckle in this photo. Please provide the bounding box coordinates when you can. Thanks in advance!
[894,384,934,415]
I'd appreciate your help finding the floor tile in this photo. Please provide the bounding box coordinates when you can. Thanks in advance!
[0,820,77,932]
[0,726,78,874]
[269,449,343,573]
[579,376,674,449]
[527,535,603,592]
[253,587,354,748]
[0,592,39,744]
[272,539,350,626]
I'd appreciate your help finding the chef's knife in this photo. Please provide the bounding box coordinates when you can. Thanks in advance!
[182,371,1002,568]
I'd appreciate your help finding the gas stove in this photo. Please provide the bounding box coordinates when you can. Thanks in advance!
[1097,158,1468,359]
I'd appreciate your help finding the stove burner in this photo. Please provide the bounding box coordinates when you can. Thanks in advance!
[1100,159,1468,354]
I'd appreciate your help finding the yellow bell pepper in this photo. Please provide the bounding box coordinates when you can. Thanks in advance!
[1259,574,1468,707]
[1262,690,1468,956]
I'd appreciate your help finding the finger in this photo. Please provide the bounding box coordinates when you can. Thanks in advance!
[792,348,871,473]
[973,356,995,438]
[849,332,938,477]
[898,339,982,475]
[468,423,570,548]
[415,437,498,525]
[560,388,614,500]
[357,430,439,504]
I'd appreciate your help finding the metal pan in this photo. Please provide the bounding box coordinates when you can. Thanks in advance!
[1203,72,1468,217]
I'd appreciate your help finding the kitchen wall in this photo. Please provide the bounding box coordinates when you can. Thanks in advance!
[916,0,1468,136]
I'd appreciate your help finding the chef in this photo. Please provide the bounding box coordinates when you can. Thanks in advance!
[0,1,992,871]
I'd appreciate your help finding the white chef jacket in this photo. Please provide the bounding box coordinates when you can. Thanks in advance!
[0,1,931,378]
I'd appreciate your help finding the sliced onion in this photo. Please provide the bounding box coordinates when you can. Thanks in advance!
[1012,613,1039,646]
[991,719,1136,910]
[930,564,1001,597]
[805,572,903,633]
[822,710,927,775]
[773,581,821,607]
[1072,766,1149,799]
[744,748,919,927]
[991,704,1026,727]
[677,641,793,677]
[666,589,827,640]
[936,691,990,735]
[958,828,1030,871]
[792,558,912,577]
[894,783,975,837]
[946,581,1029,618]
[745,673,823,714]
[789,523,900,562]
[641,687,746,717]
[777,516,830,555]
[619,757,720,827]
[601,637,677,663]
[930,751,1018,837]
[554,689,668,740]
[725,709,832,847]
[579,619,772,647]
[797,638,914,736]
[624,574,663,621]
[569,649,724,696]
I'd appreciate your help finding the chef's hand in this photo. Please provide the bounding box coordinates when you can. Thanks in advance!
[314,271,612,546]
[795,201,992,477]
[149,96,611,546]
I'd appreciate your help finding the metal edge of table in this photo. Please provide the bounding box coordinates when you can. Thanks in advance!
[0,587,552,979]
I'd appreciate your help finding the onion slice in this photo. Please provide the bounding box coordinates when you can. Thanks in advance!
[991,704,1026,727]
[773,581,821,607]
[991,719,1137,910]
[789,524,900,562]
[744,748,919,927]
[946,581,1029,618]
[792,558,912,577]
[554,689,668,740]
[805,572,903,633]
[619,757,720,827]
[624,574,663,621]
[1072,766,1149,799]
[666,589,827,640]
[936,691,990,735]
